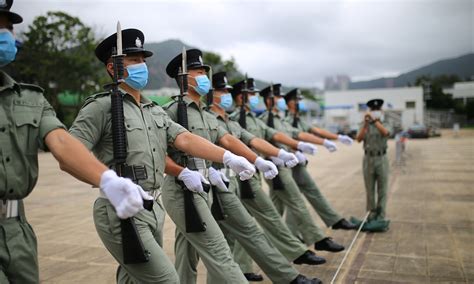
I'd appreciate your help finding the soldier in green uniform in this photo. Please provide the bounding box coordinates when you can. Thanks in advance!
[70,32,256,283]
[1,6,152,283]
[207,71,322,284]
[227,78,330,276]
[281,87,357,231]
[257,86,346,253]
[354,99,391,231]
[163,49,301,283]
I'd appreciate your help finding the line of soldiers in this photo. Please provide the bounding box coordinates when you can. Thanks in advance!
[1,2,392,282]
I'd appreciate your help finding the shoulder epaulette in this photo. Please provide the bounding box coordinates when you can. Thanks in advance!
[162,98,178,110]
[82,91,110,107]
[19,83,44,93]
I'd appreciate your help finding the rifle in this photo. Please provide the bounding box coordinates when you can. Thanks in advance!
[237,75,255,199]
[267,83,275,128]
[265,84,284,191]
[205,67,226,221]
[176,47,207,233]
[109,22,151,264]
[292,90,300,128]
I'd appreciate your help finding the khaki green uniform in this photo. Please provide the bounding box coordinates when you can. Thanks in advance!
[70,92,185,283]
[210,112,299,283]
[228,110,308,270]
[283,114,342,228]
[163,97,247,284]
[258,111,327,245]
[362,122,390,220]
[0,71,65,283]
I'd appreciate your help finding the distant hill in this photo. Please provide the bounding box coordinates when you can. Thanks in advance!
[144,39,196,89]
[143,39,300,91]
[349,53,474,89]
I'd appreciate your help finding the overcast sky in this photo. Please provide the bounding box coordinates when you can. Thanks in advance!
[14,0,473,88]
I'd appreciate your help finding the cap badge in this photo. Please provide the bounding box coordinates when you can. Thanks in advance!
[223,77,228,84]
[198,56,203,64]
[135,37,142,48]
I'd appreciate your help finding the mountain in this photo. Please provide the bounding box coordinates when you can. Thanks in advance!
[349,53,474,89]
[144,39,196,89]
[143,39,298,91]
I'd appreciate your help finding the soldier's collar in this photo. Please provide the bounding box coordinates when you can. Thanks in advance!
[183,95,202,110]
[139,94,154,107]
[0,71,21,95]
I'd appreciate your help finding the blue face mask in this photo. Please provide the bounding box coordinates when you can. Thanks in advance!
[298,101,307,112]
[248,95,260,110]
[190,75,211,96]
[276,97,288,111]
[125,63,148,90]
[219,93,233,110]
[0,29,17,67]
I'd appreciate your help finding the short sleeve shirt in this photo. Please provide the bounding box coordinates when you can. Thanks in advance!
[164,96,228,169]
[229,109,277,141]
[69,92,187,190]
[363,122,390,152]
[0,71,65,199]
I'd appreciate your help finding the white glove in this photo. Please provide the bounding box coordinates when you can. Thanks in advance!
[297,141,318,155]
[294,151,308,165]
[270,156,285,167]
[277,149,299,168]
[323,139,338,152]
[100,170,145,219]
[223,151,256,181]
[254,157,278,179]
[338,134,353,145]
[208,167,229,192]
[178,167,209,193]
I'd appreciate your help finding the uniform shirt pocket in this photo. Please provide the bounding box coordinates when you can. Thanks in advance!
[13,104,42,155]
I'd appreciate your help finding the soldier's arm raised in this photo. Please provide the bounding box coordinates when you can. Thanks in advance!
[45,128,108,186]
[218,134,258,163]
[173,131,226,163]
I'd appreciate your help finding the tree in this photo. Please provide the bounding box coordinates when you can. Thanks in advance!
[8,11,108,124]
[414,74,460,110]
[203,51,241,83]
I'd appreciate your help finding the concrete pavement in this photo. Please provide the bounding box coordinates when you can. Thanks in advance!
[25,129,474,283]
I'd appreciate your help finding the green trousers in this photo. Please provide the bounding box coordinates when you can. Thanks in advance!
[0,201,38,284]
[284,165,342,233]
[208,176,298,284]
[234,173,308,271]
[162,175,247,284]
[93,197,180,284]
[363,155,389,220]
[267,167,326,245]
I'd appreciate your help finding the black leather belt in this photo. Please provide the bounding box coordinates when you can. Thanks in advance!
[365,150,386,156]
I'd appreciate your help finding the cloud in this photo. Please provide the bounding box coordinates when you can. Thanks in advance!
[14,0,473,88]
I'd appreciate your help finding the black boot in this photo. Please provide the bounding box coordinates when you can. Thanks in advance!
[244,273,263,282]
[290,274,323,284]
[293,250,326,265]
[315,237,345,252]
[332,218,358,230]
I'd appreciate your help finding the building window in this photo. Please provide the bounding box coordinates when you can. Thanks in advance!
[406,101,416,109]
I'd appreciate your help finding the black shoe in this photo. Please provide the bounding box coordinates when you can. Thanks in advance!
[244,273,263,282]
[293,250,326,265]
[315,237,345,252]
[290,274,323,284]
[332,218,358,230]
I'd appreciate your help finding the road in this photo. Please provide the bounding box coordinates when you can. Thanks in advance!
[26,129,474,283]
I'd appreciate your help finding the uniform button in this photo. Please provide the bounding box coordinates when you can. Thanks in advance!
[148,126,151,130]
[126,124,130,128]
[5,157,10,162]
[155,169,158,173]
[33,119,37,123]
[152,148,156,152]
[0,127,5,132]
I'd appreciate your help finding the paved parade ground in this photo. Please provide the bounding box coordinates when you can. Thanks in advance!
[27,129,473,283]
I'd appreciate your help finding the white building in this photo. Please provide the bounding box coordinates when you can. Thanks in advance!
[323,87,424,131]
